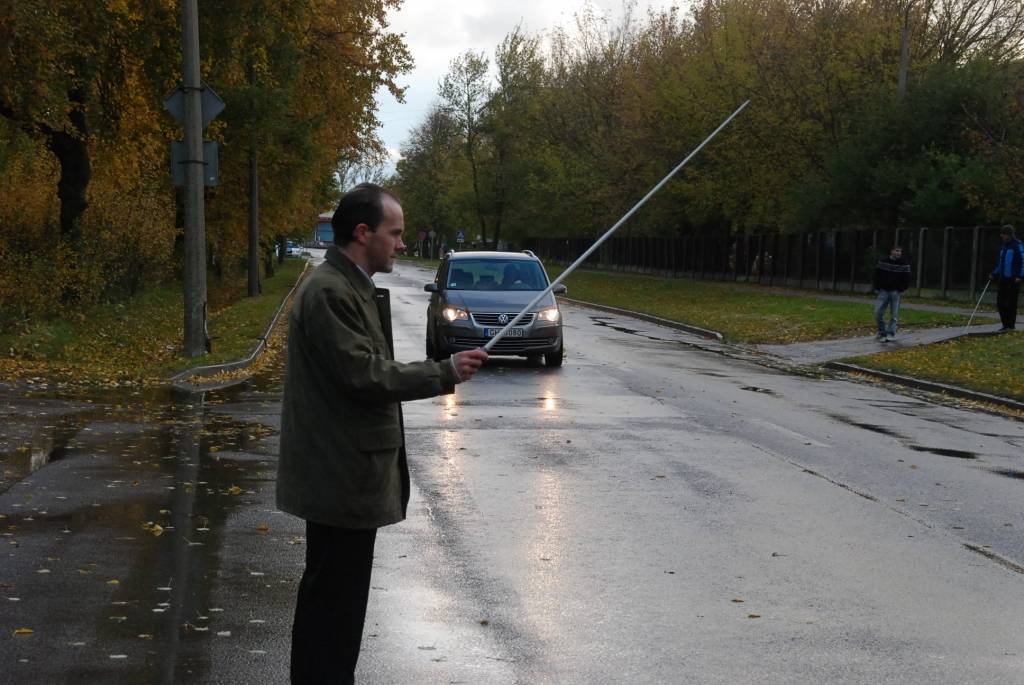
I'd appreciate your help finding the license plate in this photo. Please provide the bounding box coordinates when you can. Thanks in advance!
[484,327,523,337]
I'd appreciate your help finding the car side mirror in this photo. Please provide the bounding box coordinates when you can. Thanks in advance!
[552,284,567,295]
[424,283,439,293]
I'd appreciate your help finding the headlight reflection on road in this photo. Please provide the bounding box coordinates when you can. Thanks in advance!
[442,393,457,421]
[439,429,463,487]
[522,464,570,639]
[540,376,560,414]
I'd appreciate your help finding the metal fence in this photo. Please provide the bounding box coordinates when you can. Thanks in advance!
[525,225,1008,302]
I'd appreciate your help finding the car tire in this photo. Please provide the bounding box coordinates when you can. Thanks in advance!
[428,325,449,362]
[544,342,564,368]
[425,325,435,359]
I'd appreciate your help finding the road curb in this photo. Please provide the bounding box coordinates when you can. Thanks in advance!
[559,297,724,341]
[169,260,310,391]
[823,361,1024,412]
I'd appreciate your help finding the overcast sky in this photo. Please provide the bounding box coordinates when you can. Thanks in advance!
[374,0,682,173]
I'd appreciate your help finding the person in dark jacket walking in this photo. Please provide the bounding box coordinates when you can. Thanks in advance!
[872,245,911,342]
[277,184,488,684]
[990,224,1024,332]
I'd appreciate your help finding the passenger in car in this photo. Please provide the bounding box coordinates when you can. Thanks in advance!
[500,264,523,289]
[449,268,472,289]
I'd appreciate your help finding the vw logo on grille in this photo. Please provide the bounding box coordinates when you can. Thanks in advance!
[498,313,510,324]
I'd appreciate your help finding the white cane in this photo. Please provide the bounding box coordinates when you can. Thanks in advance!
[482,100,751,352]
[962,278,991,334]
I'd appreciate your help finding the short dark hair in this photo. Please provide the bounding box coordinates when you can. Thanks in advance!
[999,224,1015,237]
[331,183,400,245]
[891,245,903,251]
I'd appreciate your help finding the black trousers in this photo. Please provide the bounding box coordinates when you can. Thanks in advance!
[996,279,1020,329]
[291,522,378,685]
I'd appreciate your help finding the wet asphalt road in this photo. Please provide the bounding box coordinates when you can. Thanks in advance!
[2,259,1024,684]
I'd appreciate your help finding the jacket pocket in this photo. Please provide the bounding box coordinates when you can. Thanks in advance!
[356,427,403,453]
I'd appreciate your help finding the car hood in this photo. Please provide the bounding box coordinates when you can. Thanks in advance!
[445,289,557,312]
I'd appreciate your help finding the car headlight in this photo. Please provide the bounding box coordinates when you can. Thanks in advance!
[442,306,468,322]
[538,307,560,323]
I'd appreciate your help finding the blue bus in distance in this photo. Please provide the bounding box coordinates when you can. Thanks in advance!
[315,211,333,245]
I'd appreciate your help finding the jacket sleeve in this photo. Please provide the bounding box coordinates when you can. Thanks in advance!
[303,283,457,403]
[899,263,911,291]
[1018,243,1024,278]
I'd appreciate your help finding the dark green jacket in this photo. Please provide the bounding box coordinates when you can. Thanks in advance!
[276,247,457,528]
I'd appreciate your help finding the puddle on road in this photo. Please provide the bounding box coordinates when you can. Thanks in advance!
[589,316,672,342]
[827,414,903,438]
[1,360,286,683]
[862,398,933,410]
[989,468,1024,480]
[689,369,732,378]
[908,445,979,460]
[0,418,78,486]
[741,386,776,395]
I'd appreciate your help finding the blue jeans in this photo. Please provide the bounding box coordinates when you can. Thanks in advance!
[874,290,901,336]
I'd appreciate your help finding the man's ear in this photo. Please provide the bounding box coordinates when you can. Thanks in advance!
[352,223,371,245]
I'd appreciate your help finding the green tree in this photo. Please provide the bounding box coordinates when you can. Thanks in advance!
[440,50,494,246]
[392,106,461,248]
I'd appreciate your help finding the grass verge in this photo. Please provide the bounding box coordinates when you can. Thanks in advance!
[545,267,968,344]
[0,258,306,387]
[843,332,1024,401]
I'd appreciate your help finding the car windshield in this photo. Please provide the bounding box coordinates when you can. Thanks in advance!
[444,259,547,291]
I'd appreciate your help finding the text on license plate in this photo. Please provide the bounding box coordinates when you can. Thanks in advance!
[484,327,524,337]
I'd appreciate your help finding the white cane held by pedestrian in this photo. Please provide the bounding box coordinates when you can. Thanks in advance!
[962,278,991,335]
[482,100,751,352]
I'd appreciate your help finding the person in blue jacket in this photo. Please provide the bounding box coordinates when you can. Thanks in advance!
[990,224,1024,332]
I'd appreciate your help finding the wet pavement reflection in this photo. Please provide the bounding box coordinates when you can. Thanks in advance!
[1,355,289,683]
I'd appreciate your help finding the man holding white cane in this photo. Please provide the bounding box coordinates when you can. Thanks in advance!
[991,224,1024,332]
[277,184,487,684]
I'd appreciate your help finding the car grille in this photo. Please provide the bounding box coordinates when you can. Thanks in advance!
[448,336,556,353]
[471,312,535,326]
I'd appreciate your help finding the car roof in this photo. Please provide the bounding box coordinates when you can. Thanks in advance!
[448,251,538,261]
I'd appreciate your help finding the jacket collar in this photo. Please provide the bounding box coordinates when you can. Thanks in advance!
[325,245,377,304]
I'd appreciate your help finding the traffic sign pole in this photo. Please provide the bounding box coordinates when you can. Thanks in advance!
[181,0,208,356]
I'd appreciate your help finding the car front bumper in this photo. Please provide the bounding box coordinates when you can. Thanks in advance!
[437,318,562,356]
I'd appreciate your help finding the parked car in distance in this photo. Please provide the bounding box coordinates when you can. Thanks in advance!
[424,250,566,366]
[286,240,300,256]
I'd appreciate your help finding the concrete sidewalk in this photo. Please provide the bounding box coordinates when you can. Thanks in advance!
[754,321,1004,366]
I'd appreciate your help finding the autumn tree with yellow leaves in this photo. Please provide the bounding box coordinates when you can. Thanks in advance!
[0,0,409,327]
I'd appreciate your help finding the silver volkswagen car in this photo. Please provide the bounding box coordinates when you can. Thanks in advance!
[424,250,566,366]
